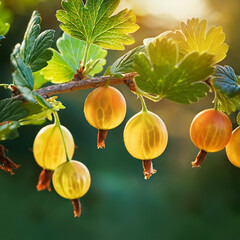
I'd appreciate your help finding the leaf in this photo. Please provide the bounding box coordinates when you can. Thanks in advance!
[211,65,240,114]
[33,71,49,89]
[237,112,240,125]
[42,33,107,83]
[166,18,228,64]
[0,1,12,37]
[11,39,53,108]
[0,99,29,123]
[215,92,240,115]
[19,11,55,72]
[110,45,145,76]
[0,122,20,141]
[212,65,240,97]
[20,97,65,126]
[56,0,139,50]
[134,37,214,103]
[11,48,36,102]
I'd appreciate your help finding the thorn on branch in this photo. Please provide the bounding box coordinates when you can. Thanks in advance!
[0,145,20,175]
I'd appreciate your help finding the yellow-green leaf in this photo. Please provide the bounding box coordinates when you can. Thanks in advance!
[166,18,228,64]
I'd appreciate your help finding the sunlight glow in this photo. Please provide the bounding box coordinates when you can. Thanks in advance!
[119,0,206,21]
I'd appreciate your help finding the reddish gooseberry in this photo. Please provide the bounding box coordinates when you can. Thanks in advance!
[190,109,232,167]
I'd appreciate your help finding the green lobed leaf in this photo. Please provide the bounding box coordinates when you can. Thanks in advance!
[10,12,54,108]
[19,11,55,72]
[42,33,107,84]
[110,45,145,76]
[0,122,20,141]
[33,71,49,89]
[11,47,36,102]
[212,65,240,97]
[211,65,240,114]
[165,18,228,64]
[0,99,29,123]
[215,92,240,115]
[19,97,64,125]
[134,37,214,103]
[56,0,139,50]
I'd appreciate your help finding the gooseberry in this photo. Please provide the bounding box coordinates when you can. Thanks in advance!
[33,124,75,170]
[52,160,91,217]
[33,124,75,191]
[84,86,126,148]
[124,110,168,179]
[226,126,240,168]
[190,109,232,167]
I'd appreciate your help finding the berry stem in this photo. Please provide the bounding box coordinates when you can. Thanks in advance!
[72,199,81,217]
[82,42,91,68]
[36,169,53,191]
[139,95,148,112]
[142,160,157,179]
[53,111,70,162]
[214,90,219,111]
[192,149,208,167]
[97,129,108,149]
[105,75,112,88]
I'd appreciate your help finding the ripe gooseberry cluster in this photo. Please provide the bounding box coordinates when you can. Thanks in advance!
[33,85,169,217]
[32,83,240,217]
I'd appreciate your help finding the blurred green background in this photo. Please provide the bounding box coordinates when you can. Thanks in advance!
[1,0,240,239]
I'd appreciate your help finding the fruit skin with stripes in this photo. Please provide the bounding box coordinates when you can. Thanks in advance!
[190,109,232,152]
[124,111,168,160]
[84,86,126,130]
[226,126,240,168]
[52,160,91,200]
[190,109,232,167]
[84,86,126,148]
[33,124,75,170]
[123,110,168,179]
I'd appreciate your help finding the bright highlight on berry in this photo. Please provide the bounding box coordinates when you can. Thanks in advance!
[52,160,91,217]
[190,109,232,167]
[84,86,127,148]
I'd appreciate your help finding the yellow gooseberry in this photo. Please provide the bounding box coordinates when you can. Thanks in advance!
[33,124,75,170]
[52,160,91,200]
[226,126,240,168]
[84,86,126,148]
[124,109,168,179]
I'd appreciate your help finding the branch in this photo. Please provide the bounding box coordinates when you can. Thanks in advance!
[14,73,137,101]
